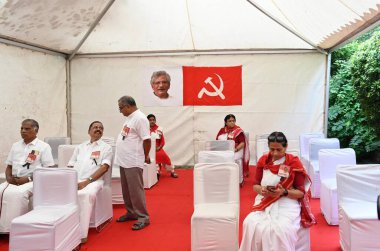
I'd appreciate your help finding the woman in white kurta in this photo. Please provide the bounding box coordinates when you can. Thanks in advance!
[240,132,315,251]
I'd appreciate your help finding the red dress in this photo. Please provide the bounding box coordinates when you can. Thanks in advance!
[150,124,172,166]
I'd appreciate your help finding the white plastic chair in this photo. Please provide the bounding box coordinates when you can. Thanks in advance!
[191,163,239,251]
[197,150,234,164]
[299,133,324,172]
[308,138,340,198]
[44,137,71,166]
[58,144,113,232]
[10,168,80,251]
[336,164,380,251]
[319,148,356,225]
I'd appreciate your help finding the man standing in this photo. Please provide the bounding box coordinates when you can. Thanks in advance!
[67,121,112,242]
[115,96,151,230]
[0,119,54,232]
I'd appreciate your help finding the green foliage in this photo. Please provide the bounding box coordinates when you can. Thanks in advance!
[350,31,380,135]
[328,28,380,159]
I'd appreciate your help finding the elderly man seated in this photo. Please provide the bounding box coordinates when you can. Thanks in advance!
[0,119,54,233]
[67,121,112,243]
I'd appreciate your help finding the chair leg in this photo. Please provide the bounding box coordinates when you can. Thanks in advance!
[96,217,113,232]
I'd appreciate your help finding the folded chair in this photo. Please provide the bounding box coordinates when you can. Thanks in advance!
[10,168,80,251]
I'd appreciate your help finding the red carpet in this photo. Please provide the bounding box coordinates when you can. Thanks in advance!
[0,167,340,251]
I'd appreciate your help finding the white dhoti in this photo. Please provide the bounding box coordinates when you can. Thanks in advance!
[77,180,103,239]
[240,170,301,251]
[0,182,33,232]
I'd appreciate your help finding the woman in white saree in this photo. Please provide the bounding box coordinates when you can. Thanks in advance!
[240,132,315,251]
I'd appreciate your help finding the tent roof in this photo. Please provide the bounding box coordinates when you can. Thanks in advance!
[0,0,379,56]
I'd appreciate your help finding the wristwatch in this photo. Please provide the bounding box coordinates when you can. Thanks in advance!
[88,176,94,183]
[282,188,288,196]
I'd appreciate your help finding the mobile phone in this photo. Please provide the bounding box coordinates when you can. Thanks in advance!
[266,185,276,191]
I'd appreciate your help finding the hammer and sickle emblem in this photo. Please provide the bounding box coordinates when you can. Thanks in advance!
[197,73,225,100]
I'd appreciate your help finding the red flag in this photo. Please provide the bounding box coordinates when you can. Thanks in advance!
[183,66,242,106]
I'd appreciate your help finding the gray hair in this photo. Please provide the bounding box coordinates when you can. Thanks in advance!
[22,119,39,132]
[150,71,171,85]
[118,96,136,107]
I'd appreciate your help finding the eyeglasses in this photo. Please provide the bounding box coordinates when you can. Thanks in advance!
[119,105,126,111]
[268,135,285,142]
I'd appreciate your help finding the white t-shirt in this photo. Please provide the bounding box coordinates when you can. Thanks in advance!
[67,139,113,181]
[114,109,151,169]
[5,138,54,177]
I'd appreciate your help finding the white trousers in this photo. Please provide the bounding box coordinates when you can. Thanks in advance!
[77,180,103,239]
[0,182,33,232]
[239,170,301,251]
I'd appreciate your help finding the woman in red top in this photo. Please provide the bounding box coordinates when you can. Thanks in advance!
[216,114,250,183]
[147,114,178,178]
[239,132,315,251]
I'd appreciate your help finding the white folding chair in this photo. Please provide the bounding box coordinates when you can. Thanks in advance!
[337,164,380,251]
[191,163,239,251]
[197,150,234,164]
[44,137,71,166]
[308,138,340,198]
[319,148,356,225]
[10,168,80,251]
[299,133,324,172]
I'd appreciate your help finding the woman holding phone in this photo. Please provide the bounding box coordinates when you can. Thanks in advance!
[239,131,315,251]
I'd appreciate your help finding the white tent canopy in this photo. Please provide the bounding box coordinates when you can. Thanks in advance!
[1,0,379,54]
[0,0,379,169]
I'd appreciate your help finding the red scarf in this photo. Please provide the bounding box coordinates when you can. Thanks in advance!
[252,153,316,228]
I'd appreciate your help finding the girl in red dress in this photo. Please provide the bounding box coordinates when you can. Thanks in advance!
[147,114,178,178]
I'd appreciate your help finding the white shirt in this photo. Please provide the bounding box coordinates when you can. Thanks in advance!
[144,92,181,107]
[68,139,112,181]
[115,109,151,169]
[5,138,54,177]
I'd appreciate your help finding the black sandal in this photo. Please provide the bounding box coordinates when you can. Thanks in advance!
[132,221,150,230]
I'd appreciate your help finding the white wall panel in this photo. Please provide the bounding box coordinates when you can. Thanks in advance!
[71,53,325,166]
[0,43,67,172]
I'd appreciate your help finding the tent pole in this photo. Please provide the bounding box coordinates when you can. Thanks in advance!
[75,48,319,58]
[68,0,115,61]
[323,53,332,136]
[66,60,72,142]
[245,0,327,55]
[0,36,66,57]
